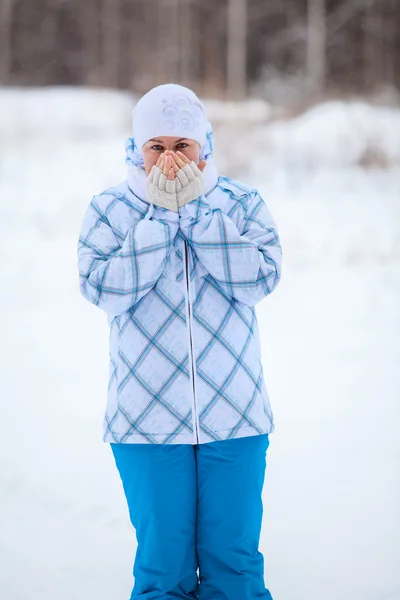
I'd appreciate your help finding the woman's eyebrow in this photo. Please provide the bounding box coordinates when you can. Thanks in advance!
[148,138,188,144]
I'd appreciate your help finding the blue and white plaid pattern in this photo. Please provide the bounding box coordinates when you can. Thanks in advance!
[77,176,282,444]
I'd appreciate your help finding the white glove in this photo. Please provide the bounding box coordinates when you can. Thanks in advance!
[175,161,204,208]
[146,161,204,212]
[146,165,179,212]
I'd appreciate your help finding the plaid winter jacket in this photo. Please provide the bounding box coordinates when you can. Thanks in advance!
[77,172,282,444]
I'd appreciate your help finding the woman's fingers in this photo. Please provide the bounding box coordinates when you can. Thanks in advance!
[165,151,180,173]
[182,163,196,182]
[167,151,182,170]
[166,178,175,193]
[158,172,167,191]
[169,151,185,169]
[171,158,179,173]
[163,155,171,177]
[154,151,203,181]
[176,151,191,164]
[176,167,190,187]
[175,151,206,172]
[174,151,189,168]
[153,165,161,188]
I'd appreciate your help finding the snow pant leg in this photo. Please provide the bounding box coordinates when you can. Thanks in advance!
[110,443,199,600]
[195,434,273,600]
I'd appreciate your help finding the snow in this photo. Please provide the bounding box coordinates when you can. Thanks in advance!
[0,87,399,600]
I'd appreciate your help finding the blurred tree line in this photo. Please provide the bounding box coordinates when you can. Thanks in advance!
[0,0,398,102]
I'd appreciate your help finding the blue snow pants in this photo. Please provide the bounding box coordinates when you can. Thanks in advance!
[110,434,273,600]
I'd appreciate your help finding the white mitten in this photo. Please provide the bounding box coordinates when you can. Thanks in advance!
[175,162,204,208]
[146,165,179,212]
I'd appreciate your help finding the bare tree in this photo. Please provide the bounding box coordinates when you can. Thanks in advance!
[0,0,13,84]
[306,0,327,96]
[101,0,121,87]
[385,0,398,86]
[166,0,181,83]
[81,0,102,86]
[363,0,384,91]
[227,0,247,100]
[179,0,195,86]
[2,0,399,100]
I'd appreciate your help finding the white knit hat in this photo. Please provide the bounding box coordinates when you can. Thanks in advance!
[132,84,208,151]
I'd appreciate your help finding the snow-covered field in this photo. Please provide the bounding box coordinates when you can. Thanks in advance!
[0,87,399,600]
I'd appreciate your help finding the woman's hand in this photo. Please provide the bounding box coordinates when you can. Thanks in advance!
[146,152,179,212]
[165,151,206,208]
[156,152,178,182]
[165,150,207,174]
[145,151,207,212]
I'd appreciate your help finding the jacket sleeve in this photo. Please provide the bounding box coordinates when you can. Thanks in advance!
[179,191,282,306]
[78,197,179,318]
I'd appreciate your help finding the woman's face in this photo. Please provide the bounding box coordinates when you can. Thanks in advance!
[141,136,201,175]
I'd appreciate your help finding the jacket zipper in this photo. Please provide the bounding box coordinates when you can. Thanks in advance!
[184,240,199,444]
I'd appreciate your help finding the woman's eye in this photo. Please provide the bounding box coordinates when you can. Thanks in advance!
[176,143,188,149]
[152,145,163,151]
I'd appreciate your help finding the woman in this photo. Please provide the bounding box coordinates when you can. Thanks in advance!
[77,83,282,600]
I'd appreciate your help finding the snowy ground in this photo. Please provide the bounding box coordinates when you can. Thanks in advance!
[0,87,399,600]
